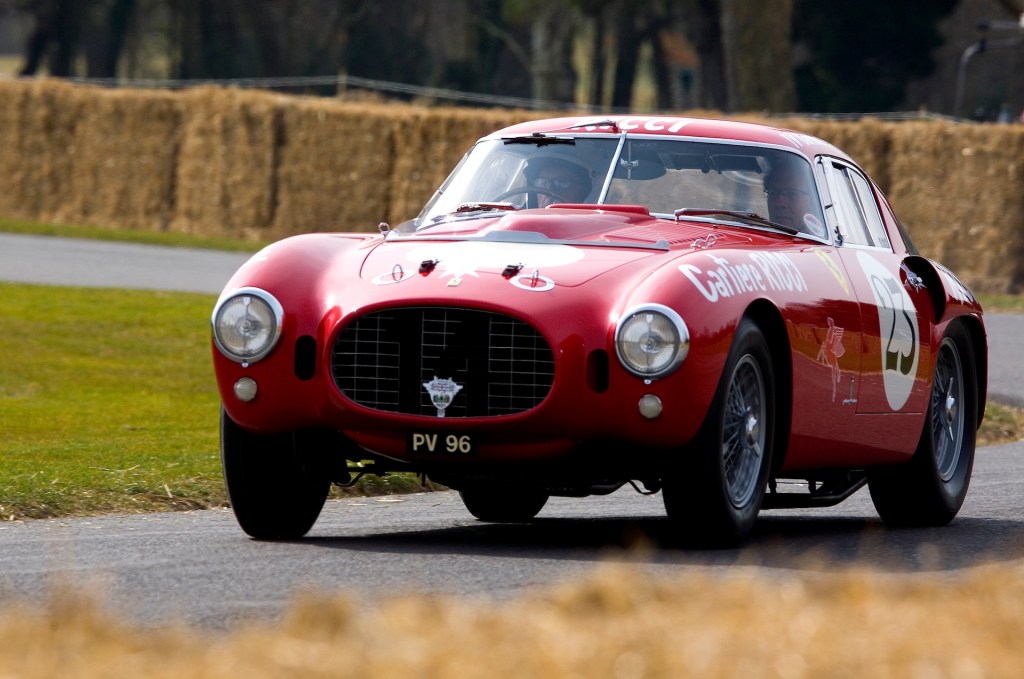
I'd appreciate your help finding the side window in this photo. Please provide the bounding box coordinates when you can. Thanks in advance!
[849,171,891,249]
[821,159,888,248]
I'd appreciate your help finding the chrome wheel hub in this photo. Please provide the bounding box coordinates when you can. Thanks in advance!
[944,378,958,438]
[745,412,760,447]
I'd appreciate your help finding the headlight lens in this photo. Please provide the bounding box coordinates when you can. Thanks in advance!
[212,288,284,363]
[615,304,689,378]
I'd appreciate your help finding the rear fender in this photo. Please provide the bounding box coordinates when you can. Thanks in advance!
[902,255,981,324]
[903,255,987,425]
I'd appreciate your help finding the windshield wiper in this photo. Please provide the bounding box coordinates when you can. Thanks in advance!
[453,202,518,214]
[674,208,799,235]
[502,132,576,147]
[422,202,519,227]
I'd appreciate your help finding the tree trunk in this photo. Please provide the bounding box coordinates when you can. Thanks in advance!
[650,26,674,110]
[610,3,639,109]
[720,0,796,112]
[18,0,86,77]
[530,3,577,103]
[685,0,728,110]
[588,8,608,107]
[85,0,137,77]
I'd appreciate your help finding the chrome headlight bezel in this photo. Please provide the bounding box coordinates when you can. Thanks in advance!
[211,287,285,364]
[614,303,690,379]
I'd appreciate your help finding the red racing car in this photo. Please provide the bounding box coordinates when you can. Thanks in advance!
[211,115,987,546]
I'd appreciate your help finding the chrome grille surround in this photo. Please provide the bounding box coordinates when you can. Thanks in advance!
[331,307,555,417]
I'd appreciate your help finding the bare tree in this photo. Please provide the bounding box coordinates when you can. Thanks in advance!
[530,2,578,102]
[719,0,795,112]
[82,0,137,77]
[679,0,728,110]
[17,0,90,76]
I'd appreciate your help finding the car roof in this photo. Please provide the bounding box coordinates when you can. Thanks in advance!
[486,115,851,164]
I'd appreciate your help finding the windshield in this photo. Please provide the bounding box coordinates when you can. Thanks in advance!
[410,136,827,238]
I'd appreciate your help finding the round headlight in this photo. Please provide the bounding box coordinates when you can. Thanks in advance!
[615,304,689,378]
[212,288,284,363]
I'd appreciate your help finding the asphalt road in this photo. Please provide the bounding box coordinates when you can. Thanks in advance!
[985,313,1024,408]
[1,233,1023,630]
[2,441,1022,630]
[0,232,252,294]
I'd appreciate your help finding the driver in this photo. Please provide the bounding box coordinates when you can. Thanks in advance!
[523,156,592,207]
[763,158,822,234]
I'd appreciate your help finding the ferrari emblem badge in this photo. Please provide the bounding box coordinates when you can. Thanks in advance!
[422,376,463,418]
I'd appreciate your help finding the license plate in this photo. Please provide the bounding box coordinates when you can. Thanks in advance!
[407,431,477,455]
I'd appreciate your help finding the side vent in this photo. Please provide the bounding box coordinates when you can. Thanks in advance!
[587,349,609,393]
[294,336,317,380]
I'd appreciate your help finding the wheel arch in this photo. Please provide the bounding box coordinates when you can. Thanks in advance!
[902,255,986,427]
[950,314,988,428]
[743,299,792,473]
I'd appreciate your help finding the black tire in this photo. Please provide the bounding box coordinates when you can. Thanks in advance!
[663,318,775,547]
[868,322,977,526]
[220,408,331,539]
[459,485,549,522]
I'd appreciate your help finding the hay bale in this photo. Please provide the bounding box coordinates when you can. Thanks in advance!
[271,100,402,238]
[888,121,1024,293]
[386,106,535,225]
[0,79,33,217]
[171,87,283,239]
[60,86,181,231]
[0,79,84,222]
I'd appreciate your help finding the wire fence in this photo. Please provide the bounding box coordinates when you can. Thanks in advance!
[65,73,606,112]
[55,72,965,121]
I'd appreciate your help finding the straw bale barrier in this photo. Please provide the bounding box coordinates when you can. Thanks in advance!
[2,564,1024,677]
[1,79,1023,292]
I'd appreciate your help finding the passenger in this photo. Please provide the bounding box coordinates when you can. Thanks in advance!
[523,157,592,207]
[763,159,822,235]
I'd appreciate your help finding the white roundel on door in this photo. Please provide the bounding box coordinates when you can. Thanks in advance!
[856,250,919,410]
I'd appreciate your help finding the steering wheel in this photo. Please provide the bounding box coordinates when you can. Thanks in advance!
[492,186,570,205]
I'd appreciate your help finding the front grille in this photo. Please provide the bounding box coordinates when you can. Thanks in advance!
[332,307,555,417]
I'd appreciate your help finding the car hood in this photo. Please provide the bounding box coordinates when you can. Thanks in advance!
[361,207,752,287]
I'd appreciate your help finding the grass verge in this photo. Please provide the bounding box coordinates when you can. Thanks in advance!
[0,217,267,253]
[977,292,1024,313]
[0,282,423,521]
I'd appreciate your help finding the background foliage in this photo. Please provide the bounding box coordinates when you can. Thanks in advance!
[2,0,1023,116]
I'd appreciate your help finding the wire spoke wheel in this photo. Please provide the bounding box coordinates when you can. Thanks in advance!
[932,338,965,482]
[867,322,978,527]
[722,355,766,508]
[662,318,774,547]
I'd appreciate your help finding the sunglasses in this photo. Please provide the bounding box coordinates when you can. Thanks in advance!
[764,188,809,202]
[531,176,579,191]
